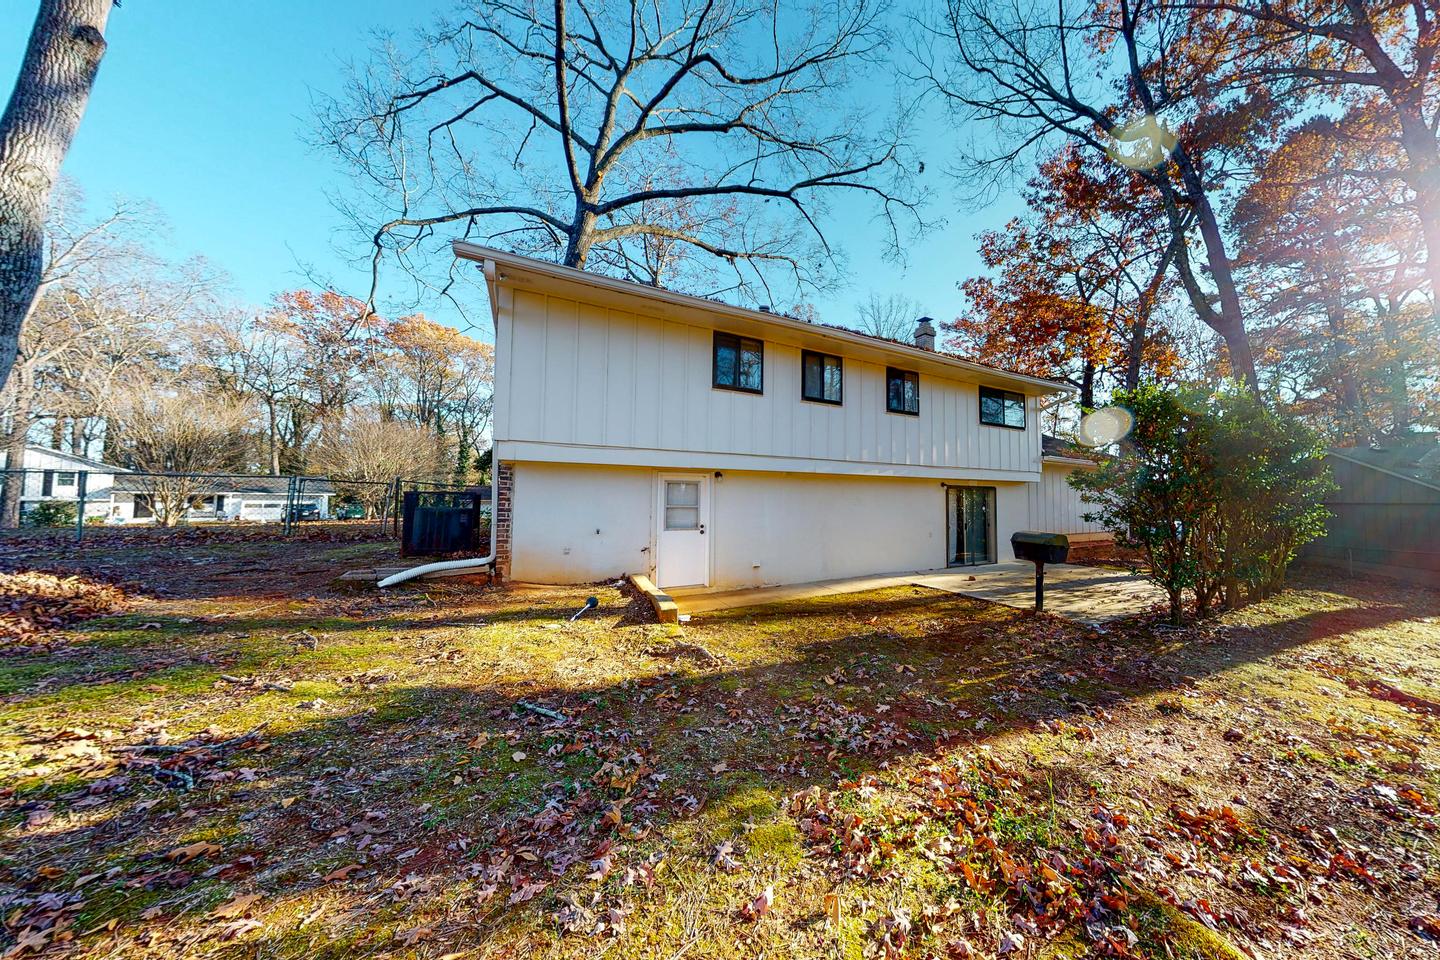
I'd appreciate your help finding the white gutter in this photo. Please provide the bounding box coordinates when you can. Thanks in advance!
[378,261,503,589]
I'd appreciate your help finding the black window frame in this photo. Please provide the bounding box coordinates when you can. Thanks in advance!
[800,350,844,405]
[979,386,1027,429]
[712,331,765,395]
[885,367,920,416]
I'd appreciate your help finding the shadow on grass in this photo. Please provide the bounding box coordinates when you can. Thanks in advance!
[6,572,1436,956]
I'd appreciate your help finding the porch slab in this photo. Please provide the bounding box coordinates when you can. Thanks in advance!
[671,562,1164,623]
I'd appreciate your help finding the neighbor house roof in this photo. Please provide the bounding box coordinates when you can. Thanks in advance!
[1329,441,1440,493]
[454,242,1076,396]
[113,475,337,496]
[1041,434,1100,466]
[0,445,130,473]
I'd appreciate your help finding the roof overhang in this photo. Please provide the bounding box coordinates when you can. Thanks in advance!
[454,242,1075,396]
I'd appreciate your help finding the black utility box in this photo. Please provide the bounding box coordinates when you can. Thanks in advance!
[401,490,484,556]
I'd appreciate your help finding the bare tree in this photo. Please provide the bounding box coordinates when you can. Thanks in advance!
[320,0,923,308]
[103,379,252,527]
[0,186,159,526]
[0,0,113,395]
[198,315,308,476]
[919,0,1265,391]
[854,292,923,341]
[311,410,452,517]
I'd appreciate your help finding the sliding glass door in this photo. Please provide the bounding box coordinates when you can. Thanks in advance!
[947,486,996,566]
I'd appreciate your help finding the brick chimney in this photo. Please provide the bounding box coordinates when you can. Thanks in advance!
[914,316,936,351]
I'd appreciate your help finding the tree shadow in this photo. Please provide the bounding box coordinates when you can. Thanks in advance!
[5,558,1434,955]
[6,573,1434,956]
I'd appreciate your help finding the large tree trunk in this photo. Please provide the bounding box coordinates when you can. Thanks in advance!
[1323,290,1363,440]
[266,401,281,475]
[1377,296,1412,435]
[0,365,35,528]
[1170,150,1260,393]
[0,0,111,395]
[1392,96,1440,306]
[1079,358,1096,411]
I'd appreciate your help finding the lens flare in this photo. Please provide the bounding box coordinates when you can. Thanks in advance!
[1106,114,1177,171]
[1078,406,1134,447]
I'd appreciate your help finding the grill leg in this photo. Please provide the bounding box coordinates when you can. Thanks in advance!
[1035,562,1045,612]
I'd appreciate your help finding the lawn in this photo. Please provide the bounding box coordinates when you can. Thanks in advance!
[1,529,1438,959]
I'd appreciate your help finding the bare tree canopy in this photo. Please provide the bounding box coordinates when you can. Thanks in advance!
[319,0,924,307]
[853,291,923,341]
[0,0,112,396]
[920,0,1267,391]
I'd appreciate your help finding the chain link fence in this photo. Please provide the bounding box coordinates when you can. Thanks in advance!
[0,467,489,544]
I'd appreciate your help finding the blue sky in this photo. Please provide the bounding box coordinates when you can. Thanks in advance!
[0,3,1022,343]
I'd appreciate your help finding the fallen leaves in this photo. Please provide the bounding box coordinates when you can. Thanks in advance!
[165,842,221,864]
[740,885,773,922]
[209,894,260,919]
[0,570,130,647]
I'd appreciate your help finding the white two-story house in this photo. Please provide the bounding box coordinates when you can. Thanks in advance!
[463,243,1106,592]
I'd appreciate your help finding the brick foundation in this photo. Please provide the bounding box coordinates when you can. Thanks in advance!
[494,461,514,579]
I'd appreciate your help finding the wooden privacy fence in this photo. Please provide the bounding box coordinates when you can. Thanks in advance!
[1301,454,1440,581]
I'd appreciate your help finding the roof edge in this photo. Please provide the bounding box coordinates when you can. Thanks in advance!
[454,242,1076,396]
[1327,449,1440,494]
[19,444,129,472]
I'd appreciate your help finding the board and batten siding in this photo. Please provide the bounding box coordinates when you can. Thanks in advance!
[1027,462,1109,538]
[496,289,1042,479]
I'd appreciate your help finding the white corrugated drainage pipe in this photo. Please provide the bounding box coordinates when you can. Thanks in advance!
[377,465,501,588]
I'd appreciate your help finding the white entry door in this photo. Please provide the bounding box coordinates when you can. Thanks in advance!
[655,474,710,588]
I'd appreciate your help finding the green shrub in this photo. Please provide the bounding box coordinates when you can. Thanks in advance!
[1069,385,1331,624]
[26,500,77,528]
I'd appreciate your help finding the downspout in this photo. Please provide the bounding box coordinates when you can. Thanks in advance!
[379,256,502,588]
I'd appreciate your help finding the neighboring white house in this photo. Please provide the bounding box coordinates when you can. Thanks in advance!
[461,243,1107,592]
[0,446,125,519]
[107,475,334,523]
[1,445,333,523]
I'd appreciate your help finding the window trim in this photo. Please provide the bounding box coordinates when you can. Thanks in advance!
[979,386,1027,430]
[800,349,844,405]
[885,367,920,416]
[712,331,765,395]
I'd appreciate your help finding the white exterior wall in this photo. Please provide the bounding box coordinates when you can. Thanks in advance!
[1028,462,1110,540]
[509,462,655,584]
[9,449,118,518]
[496,290,1042,481]
[508,461,1033,589]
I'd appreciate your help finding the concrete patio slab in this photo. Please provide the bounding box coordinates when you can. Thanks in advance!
[671,562,1165,623]
[911,564,1166,623]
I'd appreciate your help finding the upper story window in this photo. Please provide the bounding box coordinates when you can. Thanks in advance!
[886,368,919,415]
[980,386,1026,429]
[55,471,76,487]
[801,350,843,405]
[713,332,763,394]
